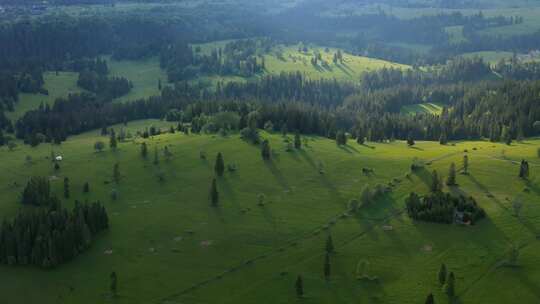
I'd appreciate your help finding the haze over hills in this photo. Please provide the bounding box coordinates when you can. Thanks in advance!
[0,1,540,303]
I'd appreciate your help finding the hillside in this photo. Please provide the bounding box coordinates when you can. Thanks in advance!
[0,121,539,303]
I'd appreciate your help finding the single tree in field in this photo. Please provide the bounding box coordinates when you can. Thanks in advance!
[210,178,219,206]
[158,78,162,91]
[444,272,455,297]
[407,132,415,146]
[294,131,302,149]
[261,139,271,160]
[325,235,334,254]
[439,132,448,145]
[425,293,435,304]
[215,152,225,177]
[519,160,529,179]
[63,177,70,199]
[153,146,159,165]
[281,124,288,137]
[295,275,304,298]
[431,170,442,193]
[141,142,148,159]
[446,163,456,186]
[83,182,90,193]
[94,141,105,152]
[324,253,331,280]
[356,130,365,145]
[110,271,118,296]
[438,263,447,285]
[109,129,117,150]
[336,131,347,146]
[463,155,469,174]
[113,163,120,184]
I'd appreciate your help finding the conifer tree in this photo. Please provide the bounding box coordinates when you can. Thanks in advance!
[109,129,117,150]
[407,132,415,146]
[215,152,225,177]
[153,147,159,165]
[438,263,447,285]
[110,271,118,296]
[83,182,90,193]
[324,253,331,280]
[210,178,219,206]
[444,272,455,297]
[261,139,271,160]
[439,132,447,145]
[431,170,442,192]
[141,142,148,159]
[63,177,70,199]
[281,124,288,137]
[325,235,334,254]
[463,155,469,174]
[113,163,120,184]
[425,293,435,304]
[295,275,304,297]
[446,163,456,186]
[294,131,302,149]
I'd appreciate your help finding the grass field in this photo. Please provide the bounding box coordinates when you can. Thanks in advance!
[192,41,410,82]
[107,56,168,103]
[8,72,83,120]
[401,103,445,116]
[1,119,539,303]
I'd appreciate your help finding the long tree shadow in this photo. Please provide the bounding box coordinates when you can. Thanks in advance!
[263,160,291,191]
[298,150,345,206]
[467,174,539,237]
[336,64,352,76]
[412,167,432,188]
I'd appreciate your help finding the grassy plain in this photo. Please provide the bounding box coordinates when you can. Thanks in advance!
[401,103,444,116]
[0,120,539,304]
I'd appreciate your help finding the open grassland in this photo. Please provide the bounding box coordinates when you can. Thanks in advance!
[107,57,168,103]
[0,120,539,303]
[263,45,409,81]
[192,41,410,82]
[8,72,83,121]
[401,103,444,116]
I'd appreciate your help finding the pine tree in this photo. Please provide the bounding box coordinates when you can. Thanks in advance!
[438,263,447,285]
[324,253,331,280]
[210,178,219,206]
[325,235,334,254]
[110,271,118,296]
[63,177,70,199]
[519,160,529,179]
[281,124,288,137]
[113,163,120,184]
[153,147,159,165]
[356,130,365,145]
[261,139,271,160]
[446,163,456,186]
[83,182,90,193]
[295,275,304,298]
[431,170,441,192]
[141,142,148,159]
[425,293,435,304]
[294,131,302,149]
[215,152,225,177]
[444,272,455,297]
[439,132,447,145]
[407,132,415,146]
[463,155,469,174]
[109,129,117,150]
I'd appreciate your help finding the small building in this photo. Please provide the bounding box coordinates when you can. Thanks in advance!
[55,156,63,161]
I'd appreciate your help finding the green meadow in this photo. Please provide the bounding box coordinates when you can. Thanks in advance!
[0,120,539,303]
[8,72,83,120]
[401,103,444,116]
